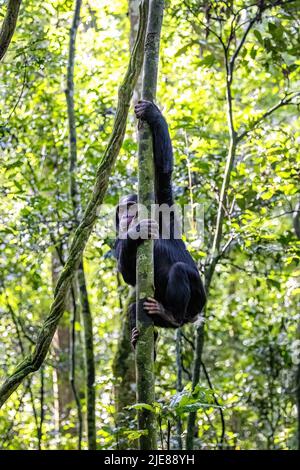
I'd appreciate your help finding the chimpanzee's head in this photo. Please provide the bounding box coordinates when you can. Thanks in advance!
[116,194,138,233]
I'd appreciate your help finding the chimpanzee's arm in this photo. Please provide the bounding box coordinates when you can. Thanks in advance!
[115,218,158,285]
[115,238,139,286]
[151,115,174,207]
[135,101,174,206]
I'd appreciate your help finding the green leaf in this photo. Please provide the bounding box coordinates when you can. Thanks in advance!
[253,30,263,43]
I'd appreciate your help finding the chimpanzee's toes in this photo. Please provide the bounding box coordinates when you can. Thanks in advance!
[131,327,139,349]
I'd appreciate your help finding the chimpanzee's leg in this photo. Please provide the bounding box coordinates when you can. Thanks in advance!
[187,267,206,318]
[165,262,191,322]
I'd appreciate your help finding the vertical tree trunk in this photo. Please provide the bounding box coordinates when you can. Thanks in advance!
[65,0,96,449]
[185,323,205,450]
[129,0,143,103]
[136,0,164,451]
[293,199,300,449]
[77,262,96,449]
[51,252,74,434]
[175,329,183,450]
[112,288,137,449]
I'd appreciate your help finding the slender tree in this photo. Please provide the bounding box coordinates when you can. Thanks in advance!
[135,0,164,451]
[112,287,137,449]
[0,0,22,61]
[0,0,149,409]
[65,0,96,449]
[293,199,300,449]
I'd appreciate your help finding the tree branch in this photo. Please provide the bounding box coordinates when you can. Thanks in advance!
[237,92,300,142]
[0,0,22,61]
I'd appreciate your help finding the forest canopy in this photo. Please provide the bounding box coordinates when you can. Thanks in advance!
[0,0,300,451]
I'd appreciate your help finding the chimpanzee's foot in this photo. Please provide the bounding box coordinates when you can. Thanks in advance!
[144,298,180,327]
[131,327,139,349]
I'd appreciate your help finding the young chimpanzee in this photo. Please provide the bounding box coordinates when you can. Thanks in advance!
[115,100,206,347]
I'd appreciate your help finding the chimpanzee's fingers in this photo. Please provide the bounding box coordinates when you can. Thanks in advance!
[144,301,160,313]
[137,99,152,105]
[144,301,157,307]
[145,307,160,314]
[144,301,159,308]
[134,103,148,111]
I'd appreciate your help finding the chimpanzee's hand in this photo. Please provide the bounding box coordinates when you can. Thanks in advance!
[134,100,161,124]
[128,219,159,241]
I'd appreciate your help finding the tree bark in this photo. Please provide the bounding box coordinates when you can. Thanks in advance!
[135,0,164,451]
[0,0,22,61]
[129,0,143,103]
[112,288,137,449]
[293,198,300,449]
[51,252,75,434]
[77,262,96,449]
[175,329,183,450]
[0,0,149,409]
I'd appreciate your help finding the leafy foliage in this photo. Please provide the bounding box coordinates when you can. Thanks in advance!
[0,0,300,450]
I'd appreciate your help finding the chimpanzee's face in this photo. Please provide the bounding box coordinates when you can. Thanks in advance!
[118,198,138,233]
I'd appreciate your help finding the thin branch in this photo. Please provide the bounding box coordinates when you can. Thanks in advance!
[229,17,257,81]
[2,51,27,125]
[237,92,300,142]
[175,329,183,450]
[37,367,44,450]
[293,198,300,240]
[69,281,83,450]
[201,361,225,448]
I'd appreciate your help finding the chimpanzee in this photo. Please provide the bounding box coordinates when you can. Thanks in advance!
[115,100,206,347]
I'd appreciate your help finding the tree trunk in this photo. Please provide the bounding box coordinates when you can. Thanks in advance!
[293,199,300,449]
[77,262,96,449]
[51,252,74,433]
[185,322,205,450]
[65,0,96,450]
[135,0,164,451]
[129,0,142,103]
[175,329,183,450]
[112,288,136,449]
[0,0,22,61]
